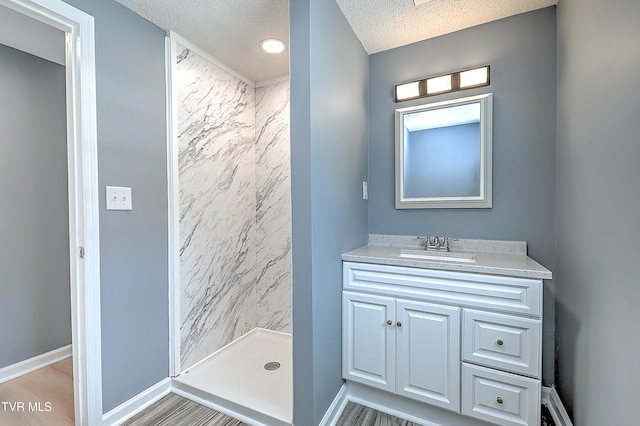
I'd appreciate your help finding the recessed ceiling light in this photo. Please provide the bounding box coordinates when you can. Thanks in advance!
[414,0,434,5]
[260,38,286,54]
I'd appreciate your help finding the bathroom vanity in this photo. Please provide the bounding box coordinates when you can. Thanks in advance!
[341,235,551,426]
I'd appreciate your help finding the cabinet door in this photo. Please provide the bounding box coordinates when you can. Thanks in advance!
[342,291,395,392]
[396,299,460,412]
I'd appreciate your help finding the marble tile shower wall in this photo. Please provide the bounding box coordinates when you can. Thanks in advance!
[256,81,292,334]
[177,45,257,369]
[176,44,291,370]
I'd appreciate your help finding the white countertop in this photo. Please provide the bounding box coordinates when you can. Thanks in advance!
[342,235,552,280]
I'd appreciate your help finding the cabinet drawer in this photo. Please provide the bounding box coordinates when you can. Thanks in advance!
[462,363,540,426]
[344,262,542,317]
[463,309,541,377]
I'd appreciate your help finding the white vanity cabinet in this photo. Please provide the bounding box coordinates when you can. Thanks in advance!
[342,260,544,426]
[343,291,461,412]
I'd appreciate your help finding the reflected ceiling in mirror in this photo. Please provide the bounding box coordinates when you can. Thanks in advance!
[395,93,493,209]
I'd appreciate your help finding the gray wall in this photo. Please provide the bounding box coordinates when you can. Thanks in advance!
[61,0,169,413]
[0,44,70,368]
[556,0,640,424]
[368,8,557,385]
[290,0,369,424]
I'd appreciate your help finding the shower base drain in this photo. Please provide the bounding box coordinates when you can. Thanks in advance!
[264,361,281,371]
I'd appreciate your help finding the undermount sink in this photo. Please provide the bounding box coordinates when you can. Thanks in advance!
[398,249,478,264]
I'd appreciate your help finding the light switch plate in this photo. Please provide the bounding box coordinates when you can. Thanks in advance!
[106,186,132,211]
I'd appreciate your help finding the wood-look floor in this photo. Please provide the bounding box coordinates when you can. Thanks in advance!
[337,401,421,426]
[124,394,556,426]
[122,393,245,426]
[0,358,74,426]
[0,361,555,426]
[123,395,423,426]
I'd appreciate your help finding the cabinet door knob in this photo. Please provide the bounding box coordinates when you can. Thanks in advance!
[396,321,402,327]
[496,339,504,346]
[386,320,393,325]
[496,396,504,404]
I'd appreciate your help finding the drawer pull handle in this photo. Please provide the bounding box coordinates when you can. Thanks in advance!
[496,339,504,346]
[496,396,504,404]
[396,321,402,327]
[386,320,393,325]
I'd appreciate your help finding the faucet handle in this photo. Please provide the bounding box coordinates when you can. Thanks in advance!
[426,236,438,250]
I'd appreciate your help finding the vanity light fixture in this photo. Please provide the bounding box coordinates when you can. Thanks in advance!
[260,38,286,54]
[460,66,489,88]
[426,74,452,95]
[395,65,490,102]
[395,81,420,101]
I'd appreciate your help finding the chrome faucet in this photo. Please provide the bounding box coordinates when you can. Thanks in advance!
[420,236,450,252]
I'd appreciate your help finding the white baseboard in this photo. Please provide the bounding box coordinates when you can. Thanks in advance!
[101,380,570,426]
[102,378,172,426]
[542,386,573,426]
[332,381,488,426]
[319,384,349,426]
[0,344,72,384]
[327,381,576,426]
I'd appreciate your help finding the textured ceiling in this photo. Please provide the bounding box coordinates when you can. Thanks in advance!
[115,0,557,84]
[336,0,558,54]
[115,0,289,85]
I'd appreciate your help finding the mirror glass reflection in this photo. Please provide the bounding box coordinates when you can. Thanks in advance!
[395,93,492,209]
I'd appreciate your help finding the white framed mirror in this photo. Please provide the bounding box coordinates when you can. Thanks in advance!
[395,93,493,209]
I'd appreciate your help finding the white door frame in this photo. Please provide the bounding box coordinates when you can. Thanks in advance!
[165,33,181,377]
[0,0,102,424]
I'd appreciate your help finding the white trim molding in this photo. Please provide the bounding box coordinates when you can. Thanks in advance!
[319,384,349,426]
[0,345,72,384]
[327,381,560,426]
[102,378,172,426]
[165,33,182,378]
[0,1,102,425]
[542,386,573,426]
[256,74,290,88]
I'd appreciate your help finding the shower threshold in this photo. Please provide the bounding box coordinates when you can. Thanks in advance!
[172,328,292,426]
